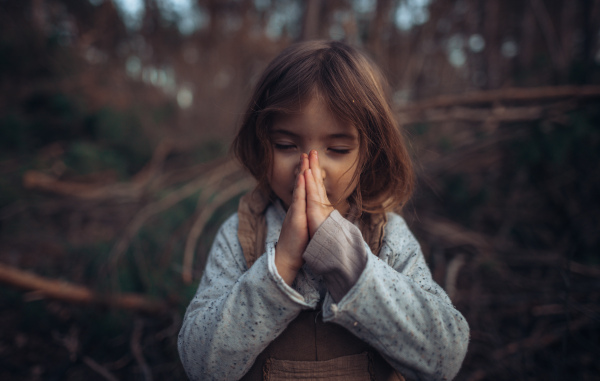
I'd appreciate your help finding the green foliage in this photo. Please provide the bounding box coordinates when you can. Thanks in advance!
[438,136,453,153]
[64,141,129,176]
[0,171,21,208]
[1,91,85,151]
[411,123,429,136]
[0,89,153,179]
[0,114,31,152]
[25,92,86,145]
[77,107,152,176]
[152,101,177,124]
[192,139,228,163]
[514,108,600,170]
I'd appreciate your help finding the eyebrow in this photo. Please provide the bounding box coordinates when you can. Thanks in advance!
[270,129,357,141]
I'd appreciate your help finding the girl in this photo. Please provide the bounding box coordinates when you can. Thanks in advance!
[178,41,469,381]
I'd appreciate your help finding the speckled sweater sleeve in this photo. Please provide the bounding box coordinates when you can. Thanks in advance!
[177,213,319,381]
[316,212,470,381]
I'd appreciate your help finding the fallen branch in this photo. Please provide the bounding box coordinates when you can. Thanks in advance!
[22,140,173,201]
[182,177,256,284]
[401,105,547,124]
[82,357,119,381]
[397,85,600,112]
[566,261,600,277]
[23,171,146,200]
[445,254,466,302]
[417,215,495,257]
[0,262,167,314]
[109,158,241,267]
[131,319,153,381]
[491,315,591,360]
[530,0,567,75]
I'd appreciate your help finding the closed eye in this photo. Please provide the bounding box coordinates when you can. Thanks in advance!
[274,143,296,150]
[329,147,352,154]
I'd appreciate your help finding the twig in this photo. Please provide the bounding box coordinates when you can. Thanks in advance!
[491,316,591,360]
[148,156,233,191]
[565,261,600,277]
[529,0,568,75]
[131,319,152,381]
[53,325,118,381]
[22,140,172,201]
[109,159,241,267]
[417,215,495,257]
[445,254,466,302]
[396,85,600,112]
[82,356,119,381]
[154,311,181,341]
[419,131,519,175]
[131,140,172,185]
[23,171,146,200]
[182,177,256,284]
[0,262,167,314]
[401,105,546,124]
[52,326,79,361]
[467,315,594,381]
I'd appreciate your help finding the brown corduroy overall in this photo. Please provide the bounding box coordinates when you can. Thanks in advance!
[236,190,406,381]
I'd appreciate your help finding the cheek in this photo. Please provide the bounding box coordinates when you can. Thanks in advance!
[338,159,360,191]
[328,164,355,190]
[269,156,296,187]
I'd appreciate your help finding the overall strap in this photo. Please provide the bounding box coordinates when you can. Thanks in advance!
[359,211,388,256]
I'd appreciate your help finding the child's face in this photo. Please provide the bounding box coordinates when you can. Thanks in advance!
[268,97,360,216]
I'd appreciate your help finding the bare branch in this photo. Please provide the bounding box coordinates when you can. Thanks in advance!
[109,159,241,267]
[82,356,119,381]
[182,177,256,284]
[22,140,173,201]
[0,262,167,314]
[397,85,600,112]
[131,319,153,381]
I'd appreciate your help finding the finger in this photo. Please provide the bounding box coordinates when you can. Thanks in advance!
[300,153,309,174]
[304,168,320,204]
[293,167,306,206]
[308,150,321,181]
[290,169,306,214]
[294,153,308,176]
[292,153,307,202]
[308,150,328,201]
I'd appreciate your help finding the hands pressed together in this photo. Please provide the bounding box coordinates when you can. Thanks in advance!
[275,150,335,286]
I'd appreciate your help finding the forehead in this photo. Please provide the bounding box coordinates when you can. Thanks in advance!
[270,97,358,140]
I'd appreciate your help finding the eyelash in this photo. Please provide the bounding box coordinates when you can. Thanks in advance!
[329,148,351,154]
[274,143,295,150]
[273,144,351,155]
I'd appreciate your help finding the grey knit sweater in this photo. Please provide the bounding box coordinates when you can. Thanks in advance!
[178,203,469,381]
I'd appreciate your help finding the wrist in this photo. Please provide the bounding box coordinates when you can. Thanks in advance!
[274,246,304,285]
[308,208,333,237]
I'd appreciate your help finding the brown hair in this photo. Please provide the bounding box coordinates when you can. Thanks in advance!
[232,40,414,214]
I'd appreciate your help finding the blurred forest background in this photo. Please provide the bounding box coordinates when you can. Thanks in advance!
[0,0,599,380]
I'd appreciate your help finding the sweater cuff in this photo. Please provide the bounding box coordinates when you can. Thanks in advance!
[302,210,368,302]
[266,241,320,308]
